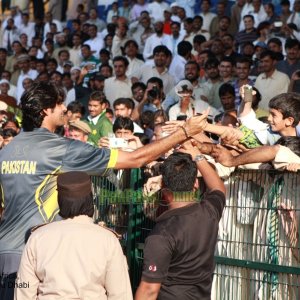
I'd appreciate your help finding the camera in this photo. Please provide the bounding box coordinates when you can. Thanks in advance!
[109,137,128,148]
[147,86,160,103]
[85,62,97,73]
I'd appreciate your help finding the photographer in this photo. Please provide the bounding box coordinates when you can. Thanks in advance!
[169,80,195,121]
[131,77,165,121]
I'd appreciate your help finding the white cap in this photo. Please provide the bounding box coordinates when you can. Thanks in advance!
[175,80,194,97]
[71,66,81,73]
[0,79,10,86]
[170,2,180,8]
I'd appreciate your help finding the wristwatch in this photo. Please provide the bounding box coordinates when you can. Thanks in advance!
[194,154,206,162]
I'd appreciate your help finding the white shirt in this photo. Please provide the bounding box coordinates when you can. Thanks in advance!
[111,34,129,58]
[200,12,216,32]
[2,28,20,49]
[148,1,170,22]
[143,34,172,61]
[272,145,300,170]
[254,69,290,110]
[168,55,186,84]
[65,88,76,106]
[126,57,144,78]
[16,69,38,103]
[169,33,185,55]
[87,113,101,125]
[176,0,195,18]
[238,109,281,145]
[69,47,82,67]
[194,98,221,117]
[169,102,194,120]
[132,65,175,95]
[133,122,144,133]
[104,76,133,106]
[239,4,267,31]
[2,14,22,30]
[84,35,104,59]
[44,19,62,39]
[7,83,17,98]
[287,11,300,30]
[19,22,35,46]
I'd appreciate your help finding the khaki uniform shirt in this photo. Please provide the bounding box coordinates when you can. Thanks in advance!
[15,215,133,300]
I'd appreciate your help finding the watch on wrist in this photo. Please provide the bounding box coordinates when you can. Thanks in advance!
[194,154,205,162]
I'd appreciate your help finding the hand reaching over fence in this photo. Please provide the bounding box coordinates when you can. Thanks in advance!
[285,163,300,172]
[143,175,162,197]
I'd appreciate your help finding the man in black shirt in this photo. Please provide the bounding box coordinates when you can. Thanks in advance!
[135,144,226,300]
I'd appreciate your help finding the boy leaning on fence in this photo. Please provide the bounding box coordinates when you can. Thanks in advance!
[135,141,226,300]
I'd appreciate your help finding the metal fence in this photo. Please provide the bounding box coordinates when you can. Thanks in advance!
[92,168,300,299]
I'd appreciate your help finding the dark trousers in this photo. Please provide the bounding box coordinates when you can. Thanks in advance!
[32,0,45,20]
[0,253,21,300]
[1,0,10,14]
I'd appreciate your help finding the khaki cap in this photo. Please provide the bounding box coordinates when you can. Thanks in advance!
[17,54,30,62]
[69,120,91,134]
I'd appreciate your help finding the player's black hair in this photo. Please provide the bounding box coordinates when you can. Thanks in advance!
[21,82,65,131]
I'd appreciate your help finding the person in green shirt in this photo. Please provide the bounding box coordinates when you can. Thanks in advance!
[85,91,113,146]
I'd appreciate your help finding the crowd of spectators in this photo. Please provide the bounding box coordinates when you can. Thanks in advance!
[1,0,300,299]
[0,1,299,156]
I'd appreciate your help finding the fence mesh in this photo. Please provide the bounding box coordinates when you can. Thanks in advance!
[92,168,300,298]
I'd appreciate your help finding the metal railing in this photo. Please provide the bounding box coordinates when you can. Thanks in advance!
[92,168,300,298]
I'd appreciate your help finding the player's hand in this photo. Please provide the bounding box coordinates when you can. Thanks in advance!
[162,120,185,134]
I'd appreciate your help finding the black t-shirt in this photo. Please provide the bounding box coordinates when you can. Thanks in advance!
[142,190,225,300]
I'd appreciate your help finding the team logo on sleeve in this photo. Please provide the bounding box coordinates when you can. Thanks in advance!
[149,265,157,272]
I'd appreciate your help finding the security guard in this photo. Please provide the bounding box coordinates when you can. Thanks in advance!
[15,171,133,299]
